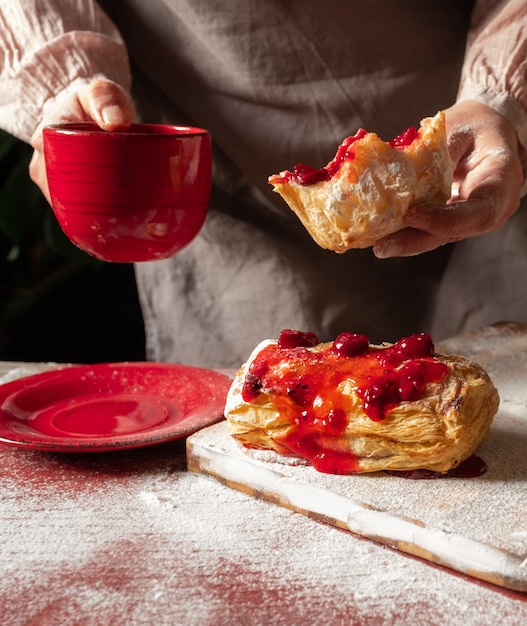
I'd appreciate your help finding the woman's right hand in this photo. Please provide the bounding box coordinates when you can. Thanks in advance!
[29,78,136,202]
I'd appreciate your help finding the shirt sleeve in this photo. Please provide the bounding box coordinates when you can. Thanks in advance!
[457,0,527,179]
[0,0,131,143]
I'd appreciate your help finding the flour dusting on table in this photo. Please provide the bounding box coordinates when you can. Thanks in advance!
[1,333,527,624]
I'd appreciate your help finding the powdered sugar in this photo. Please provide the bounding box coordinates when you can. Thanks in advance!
[1,345,527,625]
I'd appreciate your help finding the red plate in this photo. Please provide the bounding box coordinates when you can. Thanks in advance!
[0,363,232,452]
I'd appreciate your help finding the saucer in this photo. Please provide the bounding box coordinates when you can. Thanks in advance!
[0,362,232,452]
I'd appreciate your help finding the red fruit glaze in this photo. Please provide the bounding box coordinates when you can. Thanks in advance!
[240,331,449,473]
[278,329,319,349]
[275,129,367,185]
[389,126,418,149]
[385,455,487,479]
[273,124,419,187]
[332,332,369,357]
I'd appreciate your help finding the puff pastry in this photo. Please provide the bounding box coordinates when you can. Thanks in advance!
[268,111,453,252]
[225,329,499,475]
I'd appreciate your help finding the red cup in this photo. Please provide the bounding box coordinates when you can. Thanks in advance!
[43,123,212,262]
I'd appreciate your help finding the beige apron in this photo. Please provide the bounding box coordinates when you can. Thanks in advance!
[98,0,527,367]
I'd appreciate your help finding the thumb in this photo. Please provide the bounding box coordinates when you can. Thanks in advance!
[77,78,136,130]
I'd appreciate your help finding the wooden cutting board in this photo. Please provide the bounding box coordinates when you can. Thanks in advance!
[187,322,527,593]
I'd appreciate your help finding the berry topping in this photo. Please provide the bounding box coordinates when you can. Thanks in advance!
[240,330,449,473]
[241,360,269,402]
[358,359,448,421]
[278,329,319,349]
[241,372,263,402]
[395,333,434,359]
[332,332,370,357]
[274,128,368,186]
[389,125,418,149]
[290,163,329,185]
[361,376,401,422]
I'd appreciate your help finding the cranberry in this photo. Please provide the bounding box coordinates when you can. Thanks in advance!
[397,362,427,401]
[282,128,369,186]
[332,332,369,357]
[395,333,434,360]
[241,360,269,402]
[278,329,319,349]
[248,359,269,379]
[241,372,262,402]
[361,376,401,422]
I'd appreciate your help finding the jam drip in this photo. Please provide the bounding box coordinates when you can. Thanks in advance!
[274,124,419,186]
[277,129,367,185]
[385,455,487,480]
[241,330,449,474]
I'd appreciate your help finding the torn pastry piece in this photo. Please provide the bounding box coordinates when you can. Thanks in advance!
[225,329,499,475]
[268,111,453,252]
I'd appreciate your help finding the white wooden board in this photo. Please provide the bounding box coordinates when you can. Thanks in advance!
[187,323,527,593]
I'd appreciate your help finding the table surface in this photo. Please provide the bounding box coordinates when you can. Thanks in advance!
[0,341,526,626]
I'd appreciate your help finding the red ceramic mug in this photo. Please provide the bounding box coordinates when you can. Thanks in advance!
[43,123,212,263]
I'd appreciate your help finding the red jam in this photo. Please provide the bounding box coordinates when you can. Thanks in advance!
[389,125,418,149]
[278,329,319,349]
[241,330,449,474]
[276,129,368,185]
[385,455,487,480]
[273,124,419,187]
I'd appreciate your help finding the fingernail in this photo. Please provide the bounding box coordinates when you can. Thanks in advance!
[101,105,124,128]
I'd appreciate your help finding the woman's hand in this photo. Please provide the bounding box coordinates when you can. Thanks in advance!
[29,78,136,202]
[374,100,524,258]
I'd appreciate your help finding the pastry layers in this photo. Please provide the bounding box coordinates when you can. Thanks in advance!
[268,111,453,252]
[225,331,499,474]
